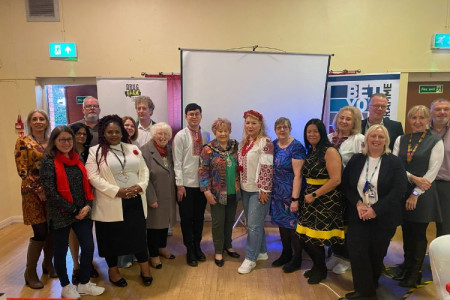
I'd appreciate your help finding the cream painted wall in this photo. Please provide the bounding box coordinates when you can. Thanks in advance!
[1,0,450,223]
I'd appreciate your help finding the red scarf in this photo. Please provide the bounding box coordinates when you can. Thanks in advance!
[153,140,168,157]
[54,150,94,204]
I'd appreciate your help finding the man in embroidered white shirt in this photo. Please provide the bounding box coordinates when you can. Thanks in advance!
[173,103,210,267]
[134,96,156,147]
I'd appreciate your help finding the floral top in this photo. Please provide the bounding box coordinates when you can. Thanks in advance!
[199,139,240,205]
[238,137,274,193]
[15,136,45,195]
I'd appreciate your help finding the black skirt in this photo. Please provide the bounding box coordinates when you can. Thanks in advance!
[95,195,147,257]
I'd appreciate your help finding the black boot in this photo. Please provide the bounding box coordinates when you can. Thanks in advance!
[272,250,292,267]
[399,239,426,288]
[282,253,302,273]
[194,243,206,262]
[392,263,406,280]
[186,244,198,267]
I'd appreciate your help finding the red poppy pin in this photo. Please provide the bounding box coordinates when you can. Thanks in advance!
[133,149,139,155]
[238,165,243,172]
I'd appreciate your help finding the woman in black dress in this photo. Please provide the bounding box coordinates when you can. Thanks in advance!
[296,119,344,284]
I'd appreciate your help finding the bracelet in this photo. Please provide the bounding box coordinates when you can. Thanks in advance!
[291,197,299,202]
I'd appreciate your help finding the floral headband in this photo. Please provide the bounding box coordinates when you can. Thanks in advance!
[244,110,263,120]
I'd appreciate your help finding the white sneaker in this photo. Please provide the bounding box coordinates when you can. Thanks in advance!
[238,259,256,274]
[77,281,105,296]
[257,252,268,261]
[61,284,81,299]
[326,255,340,271]
[332,260,351,274]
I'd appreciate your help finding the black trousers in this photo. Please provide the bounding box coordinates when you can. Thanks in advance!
[347,220,395,297]
[177,187,207,247]
[401,221,428,272]
[147,228,169,257]
[53,218,94,287]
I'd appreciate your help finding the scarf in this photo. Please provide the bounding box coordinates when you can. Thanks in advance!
[153,140,168,157]
[54,150,94,204]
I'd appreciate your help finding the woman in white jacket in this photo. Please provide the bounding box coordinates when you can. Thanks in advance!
[86,115,152,287]
[327,106,364,275]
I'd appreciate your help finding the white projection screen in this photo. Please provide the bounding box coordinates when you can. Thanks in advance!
[181,49,332,143]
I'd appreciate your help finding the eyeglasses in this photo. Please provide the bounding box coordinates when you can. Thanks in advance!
[370,105,387,109]
[75,132,87,136]
[275,125,289,131]
[58,138,73,143]
[84,105,99,109]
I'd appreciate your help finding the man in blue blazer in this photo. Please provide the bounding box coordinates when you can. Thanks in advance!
[361,93,404,150]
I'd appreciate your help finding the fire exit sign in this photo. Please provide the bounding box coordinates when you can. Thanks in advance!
[49,43,77,58]
[419,85,443,94]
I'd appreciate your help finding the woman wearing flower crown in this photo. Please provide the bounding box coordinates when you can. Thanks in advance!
[237,110,274,274]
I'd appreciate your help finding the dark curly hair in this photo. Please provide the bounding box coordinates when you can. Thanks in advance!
[95,115,129,170]
[303,118,331,154]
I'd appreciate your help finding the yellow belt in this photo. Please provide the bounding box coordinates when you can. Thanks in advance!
[306,178,328,185]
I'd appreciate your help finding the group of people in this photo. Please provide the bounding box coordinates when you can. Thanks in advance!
[14,93,450,300]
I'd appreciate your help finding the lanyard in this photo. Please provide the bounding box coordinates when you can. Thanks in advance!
[364,157,381,192]
[109,144,127,175]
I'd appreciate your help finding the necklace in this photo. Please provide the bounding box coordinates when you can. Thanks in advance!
[109,144,127,175]
[31,134,46,147]
[241,138,255,157]
[406,131,427,163]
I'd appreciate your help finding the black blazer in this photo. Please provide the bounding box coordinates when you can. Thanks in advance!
[361,117,404,150]
[342,153,407,229]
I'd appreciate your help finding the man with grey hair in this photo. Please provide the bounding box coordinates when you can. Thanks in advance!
[134,95,156,147]
[361,93,404,150]
[430,98,450,236]
[71,96,101,145]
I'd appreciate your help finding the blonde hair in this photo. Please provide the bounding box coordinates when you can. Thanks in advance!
[240,113,268,145]
[333,106,362,136]
[407,105,430,121]
[362,124,391,155]
[26,109,50,137]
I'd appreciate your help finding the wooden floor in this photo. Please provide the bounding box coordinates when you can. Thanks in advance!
[0,222,439,300]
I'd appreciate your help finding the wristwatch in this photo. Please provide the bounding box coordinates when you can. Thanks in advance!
[312,192,317,199]
[291,197,299,202]
[412,190,419,196]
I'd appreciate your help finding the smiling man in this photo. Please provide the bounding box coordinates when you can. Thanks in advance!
[134,96,156,147]
[172,103,210,267]
[71,96,101,145]
[430,98,450,237]
[361,93,403,150]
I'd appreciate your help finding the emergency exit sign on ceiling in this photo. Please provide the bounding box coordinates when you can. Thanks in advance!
[419,85,443,94]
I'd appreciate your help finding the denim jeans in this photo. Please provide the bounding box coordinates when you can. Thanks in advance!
[242,190,269,261]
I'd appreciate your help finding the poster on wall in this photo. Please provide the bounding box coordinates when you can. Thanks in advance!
[96,78,168,123]
[324,73,400,132]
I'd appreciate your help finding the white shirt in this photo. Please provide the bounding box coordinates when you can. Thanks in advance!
[173,127,210,187]
[393,136,444,195]
[136,123,153,147]
[328,133,365,167]
[238,137,274,193]
[357,156,381,205]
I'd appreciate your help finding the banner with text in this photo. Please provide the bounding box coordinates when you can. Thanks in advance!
[324,73,400,132]
[96,78,168,123]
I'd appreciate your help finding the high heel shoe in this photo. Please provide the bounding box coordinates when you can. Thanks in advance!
[140,273,153,286]
[150,257,162,269]
[224,249,240,258]
[109,276,127,287]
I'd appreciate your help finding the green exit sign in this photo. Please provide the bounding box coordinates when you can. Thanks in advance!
[432,34,450,49]
[49,43,77,58]
[419,85,443,94]
[76,96,87,104]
